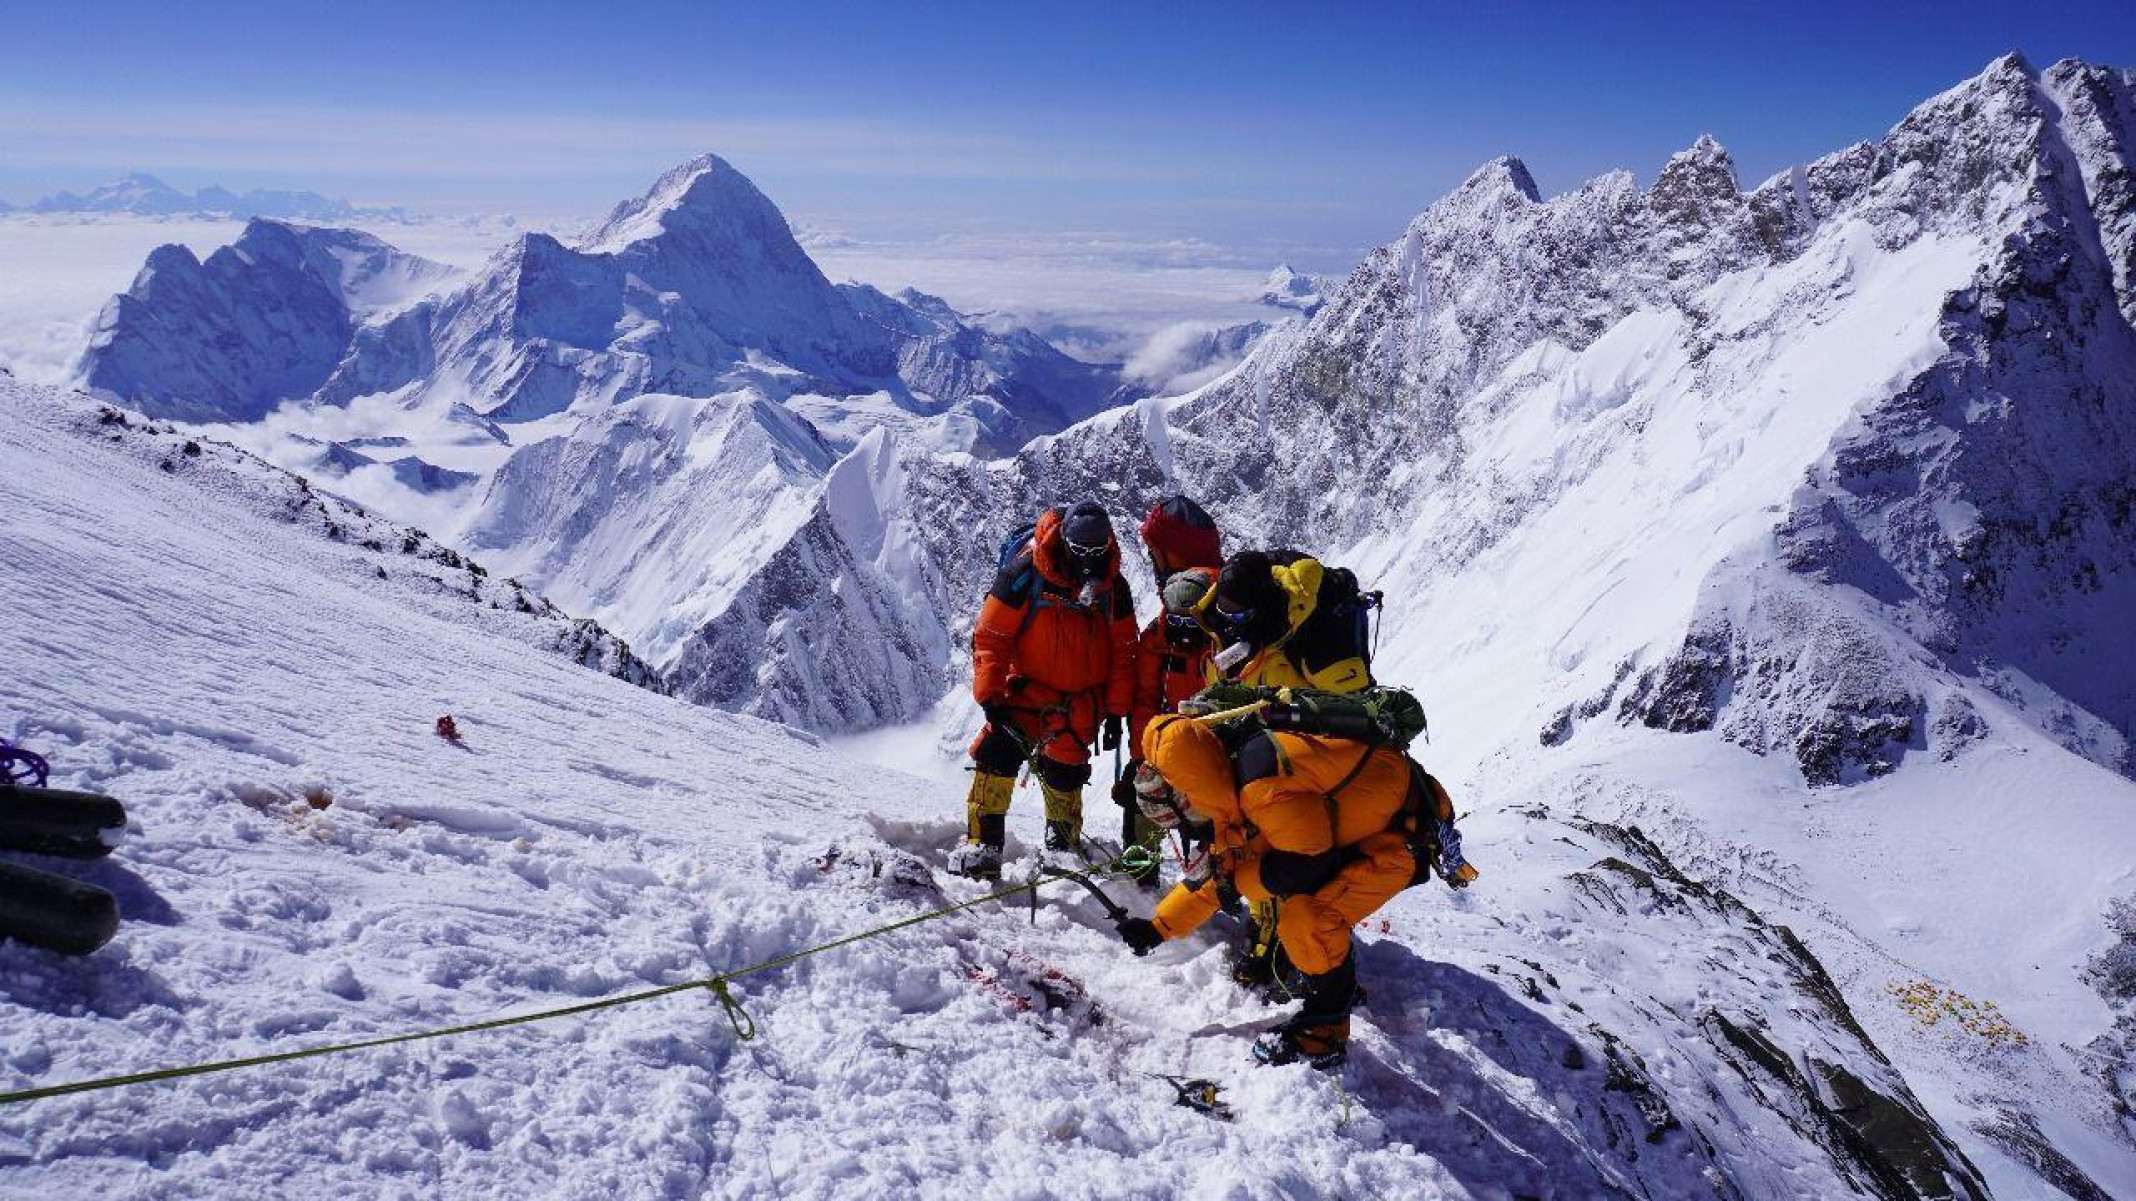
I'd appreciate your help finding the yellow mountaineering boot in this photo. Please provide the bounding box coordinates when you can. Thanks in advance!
[952,772,1015,881]
[1040,779,1084,859]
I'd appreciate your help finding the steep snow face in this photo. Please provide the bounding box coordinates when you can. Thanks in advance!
[75,220,456,422]
[3,370,2013,1197]
[464,390,840,665]
[456,390,954,730]
[832,283,1126,455]
[1603,53,2136,782]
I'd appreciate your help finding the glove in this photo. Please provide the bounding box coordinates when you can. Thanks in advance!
[981,702,1013,728]
[1111,765,1139,808]
[1116,917,1164,956]
[1100,715,1123,751]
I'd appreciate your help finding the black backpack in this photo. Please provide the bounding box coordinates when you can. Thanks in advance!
[1281,565,1383,682]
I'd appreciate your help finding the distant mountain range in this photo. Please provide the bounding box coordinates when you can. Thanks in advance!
[4,172,394,221]
[75,155,1135,456]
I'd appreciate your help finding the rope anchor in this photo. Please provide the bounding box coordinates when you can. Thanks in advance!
[705,978,756,1042]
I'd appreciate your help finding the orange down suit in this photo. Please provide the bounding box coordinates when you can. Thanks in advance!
[970,508,1139,765]
[1142,714,1416,975]
[1128,618,1214,751]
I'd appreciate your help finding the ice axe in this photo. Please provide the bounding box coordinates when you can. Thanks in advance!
[1025,862,1131,925]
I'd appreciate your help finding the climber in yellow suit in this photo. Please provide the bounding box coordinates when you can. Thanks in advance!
[1114,712,1436,1068]
[1180,549,1376,988]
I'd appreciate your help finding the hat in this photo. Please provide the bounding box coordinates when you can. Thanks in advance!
[1062,501,1113,551]
[1161,568,1215,615]
[1140,495,1222,571]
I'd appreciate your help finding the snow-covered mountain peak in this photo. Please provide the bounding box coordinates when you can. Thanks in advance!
[890,286,964,324]
[76,154,1132,449]
[577,152,795,257]
[76,221,456,421]
[1257,263,1324,314]
[1450,154,1542,207]
[1653,134,1739,199]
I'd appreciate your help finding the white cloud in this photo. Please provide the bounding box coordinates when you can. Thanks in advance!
[1122,320,1267,395]
[808,229,1284,363]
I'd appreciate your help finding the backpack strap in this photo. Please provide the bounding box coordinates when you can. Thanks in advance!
[1319,743,1376,844]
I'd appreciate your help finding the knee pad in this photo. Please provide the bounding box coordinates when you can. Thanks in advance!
[971,728,1027,775]
[1034,757,1092,793]
[1261,849,1343,897]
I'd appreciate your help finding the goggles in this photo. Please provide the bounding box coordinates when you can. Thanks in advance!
[1064,539,1109,566]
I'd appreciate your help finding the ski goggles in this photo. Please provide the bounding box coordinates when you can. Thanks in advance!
[1063,539,1109,569]
[1163,612,1206,636]
[1211,602,1255,634]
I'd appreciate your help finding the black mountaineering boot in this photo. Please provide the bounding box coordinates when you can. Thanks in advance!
[1252,952,1358,1070]
[1043,820,1081,856]
[952,815,1008,882]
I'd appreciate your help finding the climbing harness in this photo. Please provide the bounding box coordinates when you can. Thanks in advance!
[0,844,1161,1107]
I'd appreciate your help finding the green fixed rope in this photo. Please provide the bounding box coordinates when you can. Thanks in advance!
[0,847,1157,1107]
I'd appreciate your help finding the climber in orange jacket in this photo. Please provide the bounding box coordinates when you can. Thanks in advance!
[1114,712,1441,1069]
[953,501,1139,881]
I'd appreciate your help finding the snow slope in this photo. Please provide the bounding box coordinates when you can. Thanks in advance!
[1,376,2004,1198]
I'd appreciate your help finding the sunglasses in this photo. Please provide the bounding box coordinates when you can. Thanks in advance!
[1213,603,1254,629]
[1064,540,1109,562]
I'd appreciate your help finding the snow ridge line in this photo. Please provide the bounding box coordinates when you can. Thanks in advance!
[0,855,1153,1108]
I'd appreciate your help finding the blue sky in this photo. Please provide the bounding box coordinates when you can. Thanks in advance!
[3,0,2132,264]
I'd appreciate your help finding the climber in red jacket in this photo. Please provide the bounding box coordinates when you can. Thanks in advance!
[1114,496,1225,886]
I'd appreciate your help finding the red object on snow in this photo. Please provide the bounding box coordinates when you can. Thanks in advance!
[435,715,461,742]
